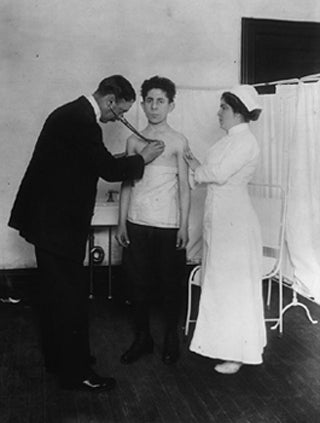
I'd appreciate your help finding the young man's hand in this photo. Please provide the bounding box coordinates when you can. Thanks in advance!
[176,227,189,250]
[115,224,130,248]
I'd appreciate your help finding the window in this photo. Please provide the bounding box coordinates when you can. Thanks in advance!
[241,18,320,93]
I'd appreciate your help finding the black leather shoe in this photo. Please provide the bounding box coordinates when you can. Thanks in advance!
[61,370,116,392]
[120,334,154,364]
[162,331,180,365]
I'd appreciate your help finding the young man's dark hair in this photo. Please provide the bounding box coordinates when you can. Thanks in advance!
[141,75,176,103]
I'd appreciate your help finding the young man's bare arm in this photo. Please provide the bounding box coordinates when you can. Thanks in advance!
[176,136,191,250]
[115,136,139,248]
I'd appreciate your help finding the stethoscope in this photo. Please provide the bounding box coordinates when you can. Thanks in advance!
[109,105,155,144]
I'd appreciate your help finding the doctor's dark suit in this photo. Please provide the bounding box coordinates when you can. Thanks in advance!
[8,95,144,386]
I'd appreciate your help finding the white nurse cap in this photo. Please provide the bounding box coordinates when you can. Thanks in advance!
[228,85,261,112]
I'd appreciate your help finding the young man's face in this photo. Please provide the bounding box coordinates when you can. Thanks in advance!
[141,88,174,125]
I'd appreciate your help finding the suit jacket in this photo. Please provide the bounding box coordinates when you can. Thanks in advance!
[8,96,144,262]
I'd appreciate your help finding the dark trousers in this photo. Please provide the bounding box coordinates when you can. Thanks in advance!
[34,247,90,384]
[123,221,186,336]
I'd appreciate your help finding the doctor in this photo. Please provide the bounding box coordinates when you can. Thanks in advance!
[184,85,266,374]
[8,75,164,391]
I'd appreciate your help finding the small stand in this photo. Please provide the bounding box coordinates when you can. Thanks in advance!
[88,226,114,300]
[271,289,318,330]
[89,200,119,300]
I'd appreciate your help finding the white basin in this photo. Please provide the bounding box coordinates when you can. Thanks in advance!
[92,202,119,226]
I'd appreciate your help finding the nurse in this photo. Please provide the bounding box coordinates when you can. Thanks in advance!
[183,85,266,374]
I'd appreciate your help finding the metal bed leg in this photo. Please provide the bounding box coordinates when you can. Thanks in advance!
[272,289,318,331]
[88,230,94,300]
[267,278,272,308]
[107,226,112,300]
[271,271,283,334]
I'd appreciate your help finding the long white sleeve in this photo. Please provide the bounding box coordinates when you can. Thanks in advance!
[194,132,258,185]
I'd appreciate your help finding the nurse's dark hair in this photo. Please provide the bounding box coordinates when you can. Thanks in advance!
[95,75,136,102]
[141,75,176,103]
[221,92,261,122]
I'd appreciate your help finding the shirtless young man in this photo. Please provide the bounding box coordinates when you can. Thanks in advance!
[116,76,190,365]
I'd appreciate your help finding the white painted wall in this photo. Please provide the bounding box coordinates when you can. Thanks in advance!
[1,0,320,268]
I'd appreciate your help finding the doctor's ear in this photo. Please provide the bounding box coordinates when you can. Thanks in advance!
[105,94,116,107]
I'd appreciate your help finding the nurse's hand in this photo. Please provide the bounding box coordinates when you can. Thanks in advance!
[183,147,200,172]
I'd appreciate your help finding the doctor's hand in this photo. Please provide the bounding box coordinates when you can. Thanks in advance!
[140,140,165,164]
[183,147,200,172]
[115,224,130,248]
[113,152,127,158]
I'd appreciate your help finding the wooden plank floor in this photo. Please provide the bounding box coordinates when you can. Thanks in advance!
[1,271,320,422]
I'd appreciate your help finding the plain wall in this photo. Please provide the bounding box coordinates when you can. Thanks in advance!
[1,0,320,268]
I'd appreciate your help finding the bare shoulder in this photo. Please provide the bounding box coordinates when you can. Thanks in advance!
[168,128,189,152]
[126,134,145,154]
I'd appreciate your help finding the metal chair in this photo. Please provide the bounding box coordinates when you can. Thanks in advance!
[184,264,201,336]
[248,183,287,334]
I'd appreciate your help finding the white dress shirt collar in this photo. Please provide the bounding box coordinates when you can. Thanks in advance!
[85,94,101,122]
